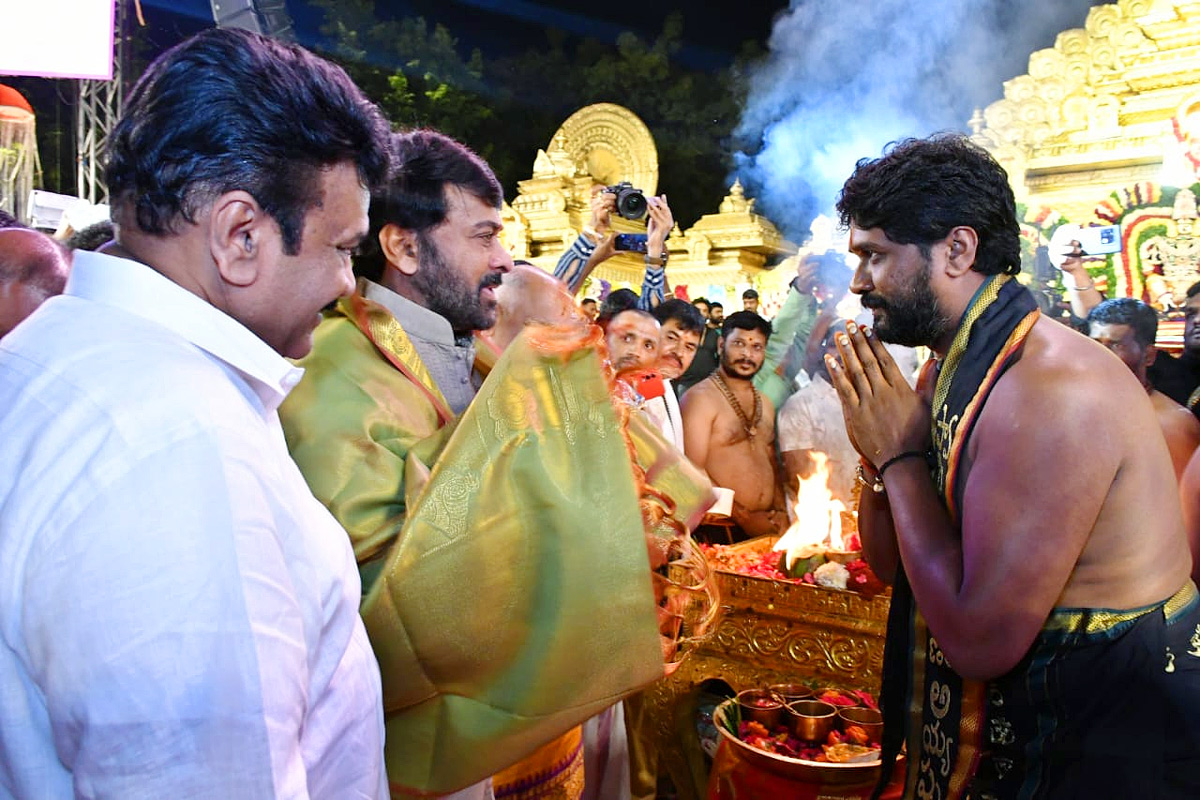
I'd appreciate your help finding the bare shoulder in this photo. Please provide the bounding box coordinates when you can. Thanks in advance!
[680,379,720,414]
[970,317,1147,480]
[1153,391,1200,435]
[995,316,1146,424]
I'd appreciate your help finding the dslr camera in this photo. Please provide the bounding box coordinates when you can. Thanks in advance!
[605,182,648,220]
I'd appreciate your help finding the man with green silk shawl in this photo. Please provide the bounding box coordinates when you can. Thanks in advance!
[279,130,714,799]
[829,134,1200,799]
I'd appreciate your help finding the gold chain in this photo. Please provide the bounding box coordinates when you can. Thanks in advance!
[710,371,761,439]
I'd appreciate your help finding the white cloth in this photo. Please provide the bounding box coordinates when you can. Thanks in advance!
[580,703,631,800]
[0,251,386,799]
[640,379,684,451]
[776,374,857,505]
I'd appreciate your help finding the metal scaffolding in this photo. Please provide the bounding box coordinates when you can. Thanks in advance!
[74,0,295,204]
[75,0,128,204]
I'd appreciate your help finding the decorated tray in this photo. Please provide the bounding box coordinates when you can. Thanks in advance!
[713,698,887,785]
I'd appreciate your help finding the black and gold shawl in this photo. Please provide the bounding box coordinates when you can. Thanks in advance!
[874,274,1040,799]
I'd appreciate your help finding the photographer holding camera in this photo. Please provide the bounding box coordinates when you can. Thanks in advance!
[554,183,674,310]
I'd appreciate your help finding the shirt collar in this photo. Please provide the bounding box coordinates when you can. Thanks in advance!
[363,280,460,346]
[67,250,304,413]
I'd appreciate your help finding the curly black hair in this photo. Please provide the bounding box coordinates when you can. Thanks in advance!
[836,133,1021,277]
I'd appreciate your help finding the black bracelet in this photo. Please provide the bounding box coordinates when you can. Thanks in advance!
[877,450,926,479]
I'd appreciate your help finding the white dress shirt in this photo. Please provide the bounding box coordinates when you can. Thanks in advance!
[0,251,386,799]
[641,379,685,452]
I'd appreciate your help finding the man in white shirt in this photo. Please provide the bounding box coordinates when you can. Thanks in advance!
[642,299,705,450]
[0,28,392,799]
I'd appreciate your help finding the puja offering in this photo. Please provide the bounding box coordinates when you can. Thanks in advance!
[735,689,784,729]
[700,453,887,597]
[785,699,837,742]
[645,453,892,797]
[769,683,813,704]
[714,687,891,784]
[838,707,884,744]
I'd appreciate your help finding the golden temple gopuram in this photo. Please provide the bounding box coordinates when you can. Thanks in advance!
[504,102,796,304]
[972,0,1200,311]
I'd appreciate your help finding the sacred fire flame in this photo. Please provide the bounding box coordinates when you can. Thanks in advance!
[772,451,847,570]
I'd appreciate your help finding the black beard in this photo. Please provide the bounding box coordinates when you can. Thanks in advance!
[861,263,952,347]
[411,232,498,334]
[719,350,762,380]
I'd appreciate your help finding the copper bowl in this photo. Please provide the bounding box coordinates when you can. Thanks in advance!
[786,699,838,742]
[838,706,884,744]
[715,699,886,784]
[769,683,814,704]
[736,689,784,729]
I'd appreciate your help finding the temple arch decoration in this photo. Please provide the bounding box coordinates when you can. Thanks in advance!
[971,0,1200,335]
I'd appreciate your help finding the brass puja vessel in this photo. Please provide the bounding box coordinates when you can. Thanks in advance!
[644,535,890,799]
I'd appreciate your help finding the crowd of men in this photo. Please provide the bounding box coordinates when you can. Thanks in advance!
[3,24,1200,800]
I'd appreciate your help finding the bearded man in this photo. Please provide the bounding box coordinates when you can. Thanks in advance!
[280,130,713,799]
[830,134,1200,799]
[680,310,786,541]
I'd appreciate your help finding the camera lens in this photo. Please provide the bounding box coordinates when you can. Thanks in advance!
[617,190,647,220]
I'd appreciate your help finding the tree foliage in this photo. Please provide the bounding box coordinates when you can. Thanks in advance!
[308,2,756,229]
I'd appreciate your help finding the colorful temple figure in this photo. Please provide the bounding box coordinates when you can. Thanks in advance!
[280,129,716,799]
[1142,188,1200,310]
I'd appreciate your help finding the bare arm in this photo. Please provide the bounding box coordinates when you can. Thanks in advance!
[1180,449,1200,586]
[857,485,900,585]
[680,386,718,476]
[1060,246,1103,318]
[829,322,1104,680]
[1162,408,1200,481]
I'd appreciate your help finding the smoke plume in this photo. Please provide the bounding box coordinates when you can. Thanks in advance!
[735,0,1099,242]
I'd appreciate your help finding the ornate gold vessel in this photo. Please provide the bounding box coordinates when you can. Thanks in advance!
[644,536,890,799]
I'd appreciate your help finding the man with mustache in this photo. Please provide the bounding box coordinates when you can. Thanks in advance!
[680,311,786,541]
[605,308,662,383]
[830,134,1200,798]
[631,299,704,451]
[283,129,511,800]
[1087,297,1200,479]
[281,130,701,800]
[0,28,392,797]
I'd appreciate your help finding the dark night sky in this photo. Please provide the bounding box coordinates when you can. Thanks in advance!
[137,0,785,68]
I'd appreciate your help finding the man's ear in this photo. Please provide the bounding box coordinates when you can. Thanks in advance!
[379,223,420,277]
[943,226,979,278]
[1145,343,1158,369]
[209,190,270,287]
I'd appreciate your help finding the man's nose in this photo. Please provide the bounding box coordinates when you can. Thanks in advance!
[337,261,356,298]
[849,261,871,295]
[493,244,514,273]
